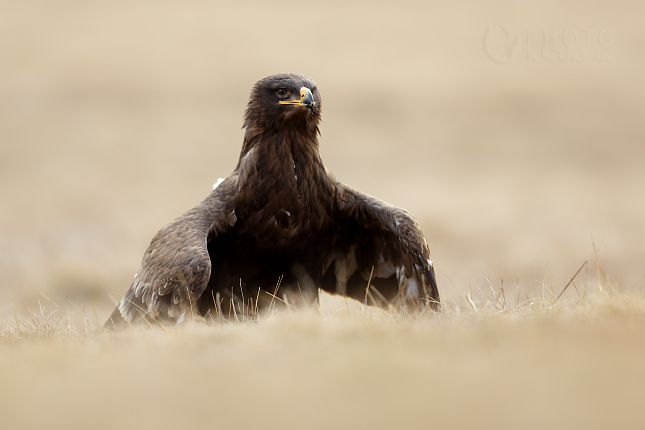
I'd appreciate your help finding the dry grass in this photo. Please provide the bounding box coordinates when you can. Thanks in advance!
[2,263,645,429]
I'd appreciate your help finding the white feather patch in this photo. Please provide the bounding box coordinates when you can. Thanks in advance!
[406,277,419,299]
[213,177,225,190]
[176,311,186,325]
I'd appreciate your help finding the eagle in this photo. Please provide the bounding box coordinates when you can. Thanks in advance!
[105,73,438,329]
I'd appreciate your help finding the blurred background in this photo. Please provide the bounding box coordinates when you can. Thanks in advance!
[1,0,644,320]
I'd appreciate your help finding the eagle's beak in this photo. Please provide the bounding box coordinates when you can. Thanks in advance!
[279,87,315,111]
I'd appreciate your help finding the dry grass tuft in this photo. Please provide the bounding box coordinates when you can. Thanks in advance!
[1,264,644,429]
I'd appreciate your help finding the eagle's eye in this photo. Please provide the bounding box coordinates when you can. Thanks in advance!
[276,88,288,97]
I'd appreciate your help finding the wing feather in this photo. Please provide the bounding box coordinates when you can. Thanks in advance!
[104,177,237,328]
[328,182,439,310]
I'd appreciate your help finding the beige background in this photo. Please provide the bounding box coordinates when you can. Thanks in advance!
[1,0,644,318]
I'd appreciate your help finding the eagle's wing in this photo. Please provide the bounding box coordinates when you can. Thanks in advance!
[104,178,237,329]
[322,182,439,311]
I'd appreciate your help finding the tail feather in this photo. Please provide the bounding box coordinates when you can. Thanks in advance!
[103,287,179,330]
[103,305,128,331]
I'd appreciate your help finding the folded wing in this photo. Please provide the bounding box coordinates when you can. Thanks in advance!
[320,182,439,311]
[104,178,237,329]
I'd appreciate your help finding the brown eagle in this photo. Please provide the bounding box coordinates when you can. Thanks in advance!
[105,73,438,329]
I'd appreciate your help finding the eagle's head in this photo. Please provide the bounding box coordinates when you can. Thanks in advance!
[243,73,322,133]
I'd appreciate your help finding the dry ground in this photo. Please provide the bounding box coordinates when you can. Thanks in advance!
[2,287,645,429]
[1,0,645,428]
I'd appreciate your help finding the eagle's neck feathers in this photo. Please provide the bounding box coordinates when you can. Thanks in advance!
[233,122,335,237]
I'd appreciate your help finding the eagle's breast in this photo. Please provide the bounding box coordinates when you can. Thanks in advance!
[233,132,334,251]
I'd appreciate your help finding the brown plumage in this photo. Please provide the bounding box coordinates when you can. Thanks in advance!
[105,73,439,329]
